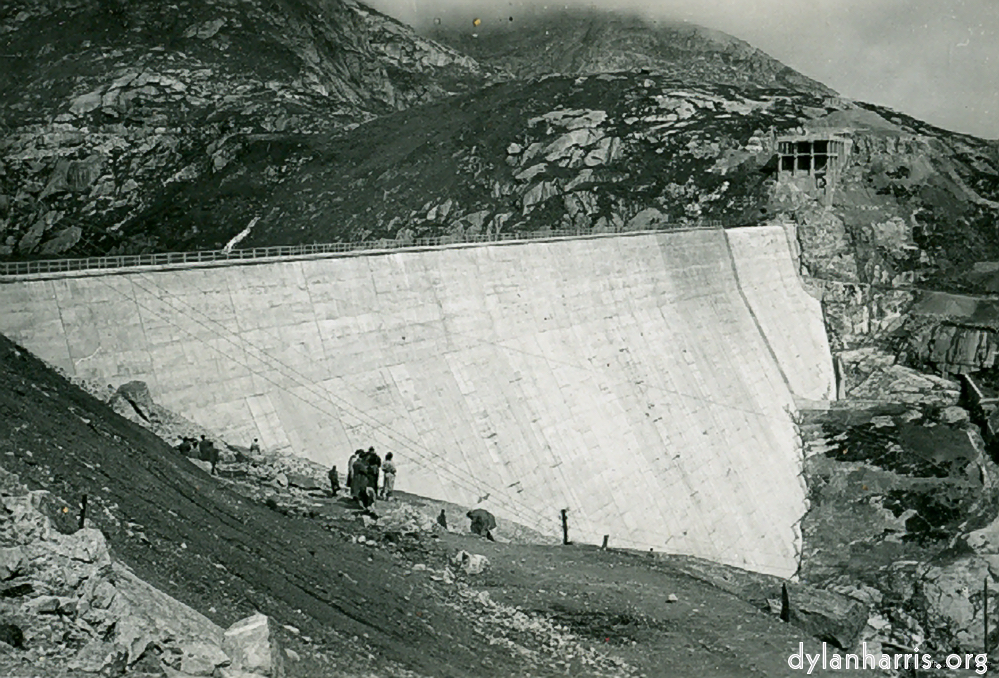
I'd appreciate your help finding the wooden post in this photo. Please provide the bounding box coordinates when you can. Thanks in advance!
[780,582,791,623]
[985,577,990,655]
[601,535,609,550]
[560,509,569,546]
[78,494,88,530]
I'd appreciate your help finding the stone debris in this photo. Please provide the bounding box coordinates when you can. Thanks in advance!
[441,584,639,676]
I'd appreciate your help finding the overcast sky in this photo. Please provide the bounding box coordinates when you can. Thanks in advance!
[365,0,999,140]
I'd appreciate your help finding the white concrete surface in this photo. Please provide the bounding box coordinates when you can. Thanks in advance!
[0,227,833,577]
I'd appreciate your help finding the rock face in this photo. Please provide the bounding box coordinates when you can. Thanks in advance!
[0,464,228,676]
[222,613,285,678]
[0,0,490,259]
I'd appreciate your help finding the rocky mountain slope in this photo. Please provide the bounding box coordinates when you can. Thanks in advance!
[4,0,999,307]
[0,0,491,257]
[422,7,834,97]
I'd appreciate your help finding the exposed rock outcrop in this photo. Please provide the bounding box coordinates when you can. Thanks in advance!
[0,464,229,677]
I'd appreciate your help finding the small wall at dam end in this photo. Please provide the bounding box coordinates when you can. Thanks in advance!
[0,226,835,577]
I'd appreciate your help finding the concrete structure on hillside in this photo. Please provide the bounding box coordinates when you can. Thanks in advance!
[0,226,835,577]
[777,134,851,192]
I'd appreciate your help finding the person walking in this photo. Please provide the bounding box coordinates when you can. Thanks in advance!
[380,453,396,500]
[198,435,219,475]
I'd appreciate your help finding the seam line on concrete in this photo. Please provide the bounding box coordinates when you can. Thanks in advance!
[51,279,76,378]
[721,230,795,397]
[130,276,162,408]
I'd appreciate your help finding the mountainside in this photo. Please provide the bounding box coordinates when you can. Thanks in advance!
[0,0,490,257]
[422,8,834,98]
[3,1,999,299]
[119,73,999,298]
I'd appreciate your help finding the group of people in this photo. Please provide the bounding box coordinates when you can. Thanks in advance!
[334,447,397,509]
[176,434,220,475]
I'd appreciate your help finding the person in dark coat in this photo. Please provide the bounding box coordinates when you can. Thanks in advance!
[467,508,496,541]
[436,509,448,530]
[365,447,381,497]
[198,435,219,475]
[327,465,340,497]
[350,454,374,508]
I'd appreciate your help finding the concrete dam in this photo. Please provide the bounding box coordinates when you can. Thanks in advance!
[0,225,835,577]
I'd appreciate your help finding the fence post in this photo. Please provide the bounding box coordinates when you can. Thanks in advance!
[560,509,570,545]
[78,494,88,530]
[780,582,791,622]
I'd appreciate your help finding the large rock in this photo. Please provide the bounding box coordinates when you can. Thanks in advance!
[69,90,103,116]
[107,562,225,666]
[919,556,995,651]
[67,639,129,674]
[627,207,670,231]
[179,640,231,676]
[452,550,489,575]
[30,489,79,535]
[222,613,285,678]
[37,226,83,255]
[0,546,25,580]
[784,583,869,650]
[285,473,321,491]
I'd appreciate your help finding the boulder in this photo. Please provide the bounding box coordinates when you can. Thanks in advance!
[67,639,129,674]
[222,613,285,678]
[285,473,321,491]
[30,489,79,535]
[967,515,999,553]
[627,207,669,231]
[784,583,869,650]
[919,556,994,651]
[37,226,83,255]
[108,562,225,665]
[452,550,489,575]
[69,91,103,116]
[179,640,231,676]
[0,546,25,580]
[939,405,970,425]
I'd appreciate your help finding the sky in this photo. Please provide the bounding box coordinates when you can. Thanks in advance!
[365,0,999,140]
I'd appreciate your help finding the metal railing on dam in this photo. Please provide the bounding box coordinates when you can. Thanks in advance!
[0,220,731,279]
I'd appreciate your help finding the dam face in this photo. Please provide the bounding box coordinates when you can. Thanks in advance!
[0,226,834,577]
